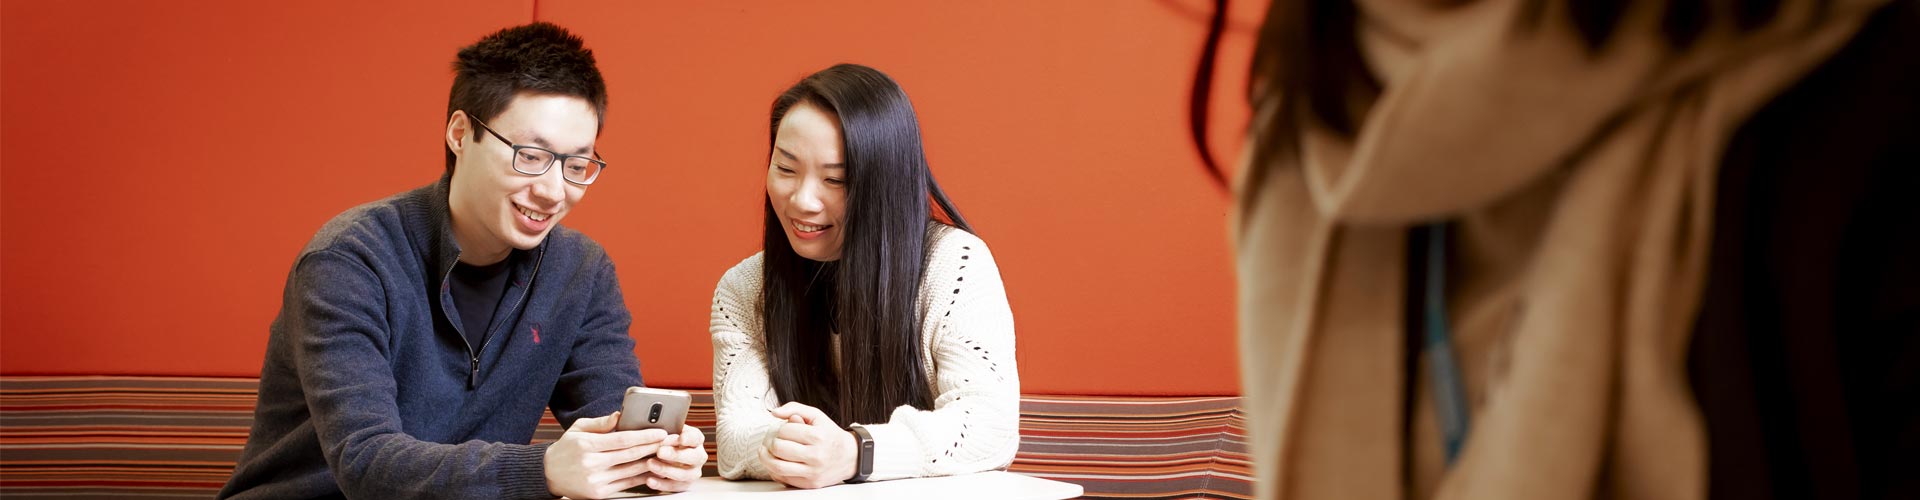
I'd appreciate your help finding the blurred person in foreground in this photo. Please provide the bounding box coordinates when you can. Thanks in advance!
[1200,0,1920,498]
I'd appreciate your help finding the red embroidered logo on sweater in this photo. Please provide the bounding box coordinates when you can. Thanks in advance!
[532,324,541,344]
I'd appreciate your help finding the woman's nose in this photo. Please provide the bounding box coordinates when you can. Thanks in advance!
[789,181,825,213]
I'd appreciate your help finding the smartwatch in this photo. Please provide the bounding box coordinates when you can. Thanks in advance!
[848,424,875,483]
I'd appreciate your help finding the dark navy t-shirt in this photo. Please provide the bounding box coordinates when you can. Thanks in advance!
[450,252,515,349]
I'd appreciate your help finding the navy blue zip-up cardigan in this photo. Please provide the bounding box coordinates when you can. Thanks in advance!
[220,178,642,499]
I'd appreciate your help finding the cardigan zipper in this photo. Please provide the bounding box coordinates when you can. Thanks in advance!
[445,248,545,390]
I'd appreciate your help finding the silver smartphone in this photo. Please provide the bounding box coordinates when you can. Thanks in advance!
[609,387,692,498]
[615,387,690,433]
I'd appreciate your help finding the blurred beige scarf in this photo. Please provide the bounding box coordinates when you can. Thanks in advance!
[1233,0,1887,498]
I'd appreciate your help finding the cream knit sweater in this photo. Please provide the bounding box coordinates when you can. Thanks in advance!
[709,226,1020,482]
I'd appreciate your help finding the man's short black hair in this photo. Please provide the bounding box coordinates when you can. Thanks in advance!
[445,22,608,175]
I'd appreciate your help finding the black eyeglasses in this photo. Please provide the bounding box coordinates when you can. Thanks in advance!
[468,114,608,185]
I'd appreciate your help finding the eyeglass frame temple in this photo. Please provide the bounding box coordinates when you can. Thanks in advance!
[464,112,609,185]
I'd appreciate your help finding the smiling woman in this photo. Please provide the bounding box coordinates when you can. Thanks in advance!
[766,101,849,262]
[708,63,1019,489]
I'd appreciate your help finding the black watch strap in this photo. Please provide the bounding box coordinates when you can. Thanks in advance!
[848,424,875,483]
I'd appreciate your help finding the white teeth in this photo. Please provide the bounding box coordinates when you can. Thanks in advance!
[797,222,827,232]
[519,206,550,222]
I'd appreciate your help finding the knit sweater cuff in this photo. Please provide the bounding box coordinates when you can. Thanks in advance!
[498,443,554,500]
[859,422,925,481]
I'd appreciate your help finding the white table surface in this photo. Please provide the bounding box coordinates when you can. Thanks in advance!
[638,471,1082,499]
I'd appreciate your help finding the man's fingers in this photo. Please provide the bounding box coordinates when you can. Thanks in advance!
[648,474,694,493]
[585,428,668,451]
[683,447,710,470]
[679,424,706,447]
[569,411,620,434]
[594,441,665,467]
[589,457,651,485]
[648,457,702,482]
[658,443,707,468]
[600,471,654,498]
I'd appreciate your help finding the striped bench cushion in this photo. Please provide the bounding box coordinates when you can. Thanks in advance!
[0,376,1248,499]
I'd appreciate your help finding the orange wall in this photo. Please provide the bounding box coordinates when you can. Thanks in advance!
[1,1,1263,395]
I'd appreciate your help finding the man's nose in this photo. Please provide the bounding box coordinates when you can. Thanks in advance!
[529,161,567,203]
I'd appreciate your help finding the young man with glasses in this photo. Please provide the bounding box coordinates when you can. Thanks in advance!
[220,23,705,500]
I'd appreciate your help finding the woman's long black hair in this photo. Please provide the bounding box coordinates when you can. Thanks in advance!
[761,64,973,427]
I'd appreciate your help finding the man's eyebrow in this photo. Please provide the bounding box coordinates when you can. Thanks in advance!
[529,135,592,155]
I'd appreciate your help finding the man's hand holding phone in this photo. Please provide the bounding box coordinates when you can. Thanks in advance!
[544,388,709,498]
[644,424,707,493]
[544,411,669,499]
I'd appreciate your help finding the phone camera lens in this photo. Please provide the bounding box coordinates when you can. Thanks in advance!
[649,402,663,423]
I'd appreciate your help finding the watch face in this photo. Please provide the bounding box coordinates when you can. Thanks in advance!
[851,426,875,482]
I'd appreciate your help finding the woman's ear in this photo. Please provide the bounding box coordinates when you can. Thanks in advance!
[445,110,471,160]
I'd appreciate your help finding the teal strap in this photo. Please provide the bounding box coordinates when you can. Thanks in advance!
[1424,223,1471,465]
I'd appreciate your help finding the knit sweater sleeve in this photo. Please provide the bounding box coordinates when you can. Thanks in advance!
[858,229,1022,481]
[291,250,551,500]
[709,253,786,480]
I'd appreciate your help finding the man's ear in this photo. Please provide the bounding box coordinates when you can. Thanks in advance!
[445,110,470,160]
